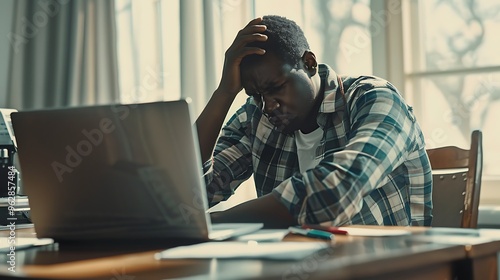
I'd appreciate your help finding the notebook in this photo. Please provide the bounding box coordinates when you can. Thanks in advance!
[11,100,262,243]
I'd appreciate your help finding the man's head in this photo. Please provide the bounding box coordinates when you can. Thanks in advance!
[241,15,322,134]
[241,15,310,68]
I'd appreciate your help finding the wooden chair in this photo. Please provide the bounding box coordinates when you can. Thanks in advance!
[426,130,483,228]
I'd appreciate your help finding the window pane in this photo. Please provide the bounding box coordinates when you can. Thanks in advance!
[115,0,173,104]
[414,73,500,176]
[417,0,500,72]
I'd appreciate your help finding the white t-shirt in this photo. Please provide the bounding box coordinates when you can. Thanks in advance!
[294,127,323,173]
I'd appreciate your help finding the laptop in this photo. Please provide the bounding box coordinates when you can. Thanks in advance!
[11,100,262,243]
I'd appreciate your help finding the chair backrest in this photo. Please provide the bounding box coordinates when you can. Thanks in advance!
[426,130,483,228]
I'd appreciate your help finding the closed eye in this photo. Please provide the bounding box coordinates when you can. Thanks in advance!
[245,80,286,99]
[267,81,287,95]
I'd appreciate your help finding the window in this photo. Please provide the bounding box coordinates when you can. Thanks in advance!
[115,0,180,104]
[403,0,500,203]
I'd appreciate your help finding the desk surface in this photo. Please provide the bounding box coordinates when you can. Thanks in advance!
[1,226,499,280]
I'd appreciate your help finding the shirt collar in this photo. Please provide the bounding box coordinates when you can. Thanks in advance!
[317,64,345,114]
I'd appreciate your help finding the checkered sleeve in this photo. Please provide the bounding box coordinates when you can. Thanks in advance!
[202,104,254,207]
[273,86,419,225]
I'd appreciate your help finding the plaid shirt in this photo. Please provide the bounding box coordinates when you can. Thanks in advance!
[203,64,432,226]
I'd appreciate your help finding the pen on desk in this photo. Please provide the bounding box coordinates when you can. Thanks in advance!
[302,224,349,235]
[288,226,333,240]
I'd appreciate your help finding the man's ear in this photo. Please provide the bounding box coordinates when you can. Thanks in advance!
[301,51,318,76]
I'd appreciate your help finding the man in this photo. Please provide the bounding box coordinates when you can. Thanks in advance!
[196,16,432,228]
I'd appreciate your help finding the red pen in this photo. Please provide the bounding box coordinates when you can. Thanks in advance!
[302,224,349,235]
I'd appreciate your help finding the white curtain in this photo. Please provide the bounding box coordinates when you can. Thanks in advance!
[115,0,253,116]
[6,0,119,110]
[180,0,257,114]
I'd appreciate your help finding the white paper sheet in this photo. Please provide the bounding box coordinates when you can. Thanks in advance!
[235,229,289,242]
[339,227,411,236]
[155,241,329,260]
[0,237,54,252]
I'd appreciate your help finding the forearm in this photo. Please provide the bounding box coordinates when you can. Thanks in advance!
[196,89,238,163]
[196,18,267,163]
[210,193,296,229]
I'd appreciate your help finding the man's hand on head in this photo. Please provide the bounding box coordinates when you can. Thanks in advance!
[217,17,268,97]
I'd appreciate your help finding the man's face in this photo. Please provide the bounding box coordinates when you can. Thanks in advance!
[241,53,320,134]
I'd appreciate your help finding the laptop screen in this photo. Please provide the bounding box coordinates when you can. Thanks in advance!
[12,100,213,241]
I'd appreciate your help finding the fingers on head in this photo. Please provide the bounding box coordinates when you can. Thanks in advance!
[234,33,267,49]
[246,17,263,26]
[242,47,266,56]
[238,25,266,37]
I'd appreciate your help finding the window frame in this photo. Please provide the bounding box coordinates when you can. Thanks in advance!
[385,0,500,205]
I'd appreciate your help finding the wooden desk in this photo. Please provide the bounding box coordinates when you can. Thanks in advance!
[0,227,499,280]
[413,228,500,280]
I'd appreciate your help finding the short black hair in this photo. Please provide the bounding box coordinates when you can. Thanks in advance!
[241,15,310,69]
